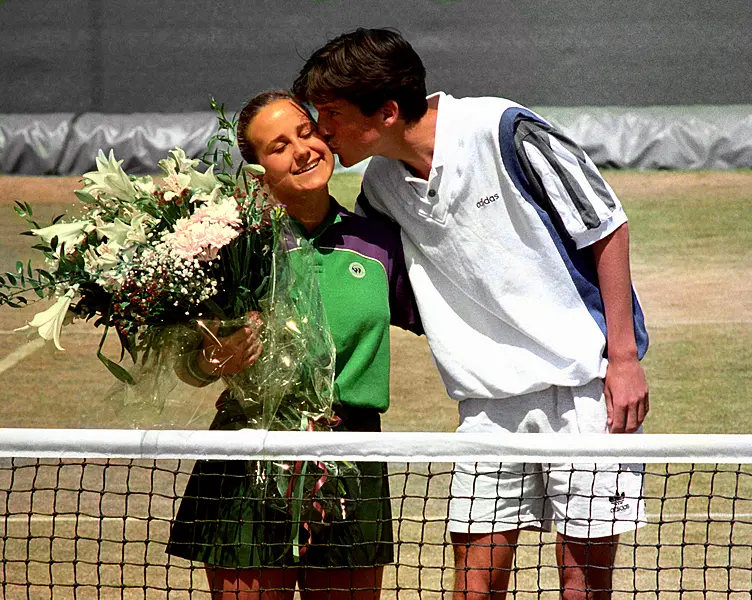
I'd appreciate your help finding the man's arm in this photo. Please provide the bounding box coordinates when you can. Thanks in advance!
[513,114,649,432]
[354,186,394,221]
[592,223,649,433]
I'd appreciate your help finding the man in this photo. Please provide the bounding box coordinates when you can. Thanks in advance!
[293,28,649,600]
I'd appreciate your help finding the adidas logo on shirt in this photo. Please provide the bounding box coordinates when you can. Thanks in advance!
[476,193,499,208]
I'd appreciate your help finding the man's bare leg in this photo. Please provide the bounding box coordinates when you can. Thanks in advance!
[556,534,619,600]
[451,530,519,600]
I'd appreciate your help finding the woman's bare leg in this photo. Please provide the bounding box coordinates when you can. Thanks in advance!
[205,566,298,600]
[300,566,385,600]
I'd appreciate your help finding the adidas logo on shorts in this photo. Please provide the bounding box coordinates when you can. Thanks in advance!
[608,491,630,514]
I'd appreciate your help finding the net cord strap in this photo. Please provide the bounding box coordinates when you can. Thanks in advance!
[2,428,752,463]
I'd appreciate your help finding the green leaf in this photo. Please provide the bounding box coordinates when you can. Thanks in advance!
[13,201,29,218]
[6,273,16,285]
[16,261,24,274]
[27,260,33,278]
[253,275,269,299]
[20,231,36,237]
[96,321,135,385]
[74,190,98,204]
[6,297,28,308]
[216,173,234,186]
[37,269,54,283]
[51,214,65,224]
[98,353,135,385]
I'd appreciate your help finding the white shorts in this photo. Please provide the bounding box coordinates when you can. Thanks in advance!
[448,379,647,539]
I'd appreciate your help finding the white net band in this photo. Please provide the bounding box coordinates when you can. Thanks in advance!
[2,428,752,463]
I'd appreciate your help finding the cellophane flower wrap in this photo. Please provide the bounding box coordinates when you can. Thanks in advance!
[1,104,357,554]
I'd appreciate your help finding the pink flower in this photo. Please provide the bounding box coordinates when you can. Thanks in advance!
[192,199,241,227]
[163,220,239,262]
[163,223,203,260]
[196,223,239,261]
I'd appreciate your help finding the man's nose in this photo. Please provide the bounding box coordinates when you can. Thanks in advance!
[316,116,333,137]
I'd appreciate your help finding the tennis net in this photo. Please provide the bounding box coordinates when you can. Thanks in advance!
[2,429,752,599]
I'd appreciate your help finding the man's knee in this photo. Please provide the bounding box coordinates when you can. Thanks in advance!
[557,535,619,600]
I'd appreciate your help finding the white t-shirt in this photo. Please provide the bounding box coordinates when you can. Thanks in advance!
[360,92,648,401]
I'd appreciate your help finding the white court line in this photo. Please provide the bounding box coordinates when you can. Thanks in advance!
[0,329,101,335]
[0,337,45,374]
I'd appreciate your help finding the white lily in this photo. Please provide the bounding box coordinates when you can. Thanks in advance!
[127,213,156,244]
[82,150,137,203]
[162,170,192,199]
[189,164,220,192]
[31,221,92,255]
[191,183,225,206]
[133,175,157,196]
[95,217,131,246]
[94,240,122,267]
[159,147,199,175]
[15,285,79,351]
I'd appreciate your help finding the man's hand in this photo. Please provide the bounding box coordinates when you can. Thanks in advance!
[592,223,649,434]
[604,356,649,433]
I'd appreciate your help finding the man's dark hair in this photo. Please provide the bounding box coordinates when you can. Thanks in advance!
[292,28,428,124]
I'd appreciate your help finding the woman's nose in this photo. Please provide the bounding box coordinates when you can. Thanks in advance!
[292,139,311,160]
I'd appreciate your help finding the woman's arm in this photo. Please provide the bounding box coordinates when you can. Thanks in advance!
[175,315,264,387]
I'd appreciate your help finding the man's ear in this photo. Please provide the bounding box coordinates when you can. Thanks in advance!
[380,100,400,127]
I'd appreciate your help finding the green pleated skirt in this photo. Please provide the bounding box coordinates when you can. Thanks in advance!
[166,397,393,568]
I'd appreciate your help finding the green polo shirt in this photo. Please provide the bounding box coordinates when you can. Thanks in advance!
[288,199,421,412]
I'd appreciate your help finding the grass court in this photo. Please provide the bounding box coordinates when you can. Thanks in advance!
[1,171,751,597]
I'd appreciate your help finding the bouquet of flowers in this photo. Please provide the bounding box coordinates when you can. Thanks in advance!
[1,106,354,552]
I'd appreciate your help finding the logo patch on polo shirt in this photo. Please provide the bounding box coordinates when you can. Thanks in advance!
[349,262,366,278]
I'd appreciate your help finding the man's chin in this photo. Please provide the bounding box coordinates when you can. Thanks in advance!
[336,152,369,169]
[336,153,356,168]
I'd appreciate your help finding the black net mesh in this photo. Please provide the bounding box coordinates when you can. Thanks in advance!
[2,457,752,598]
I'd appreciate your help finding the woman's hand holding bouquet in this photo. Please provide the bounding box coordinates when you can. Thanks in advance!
[194,313,264,379]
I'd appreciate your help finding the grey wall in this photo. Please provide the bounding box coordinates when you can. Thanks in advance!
[2,0,751,114]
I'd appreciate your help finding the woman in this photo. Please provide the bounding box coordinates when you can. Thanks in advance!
[166,90,422,600]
